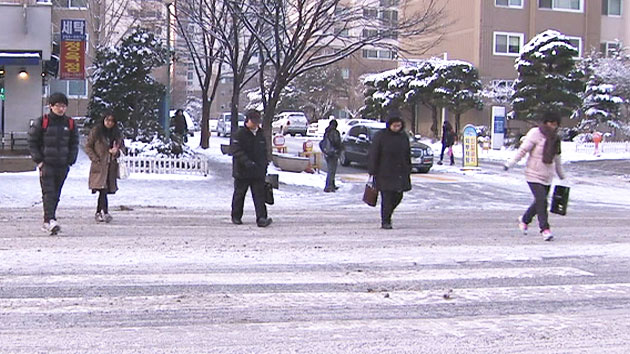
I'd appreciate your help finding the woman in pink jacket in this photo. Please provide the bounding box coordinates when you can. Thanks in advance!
[504,112,566,241]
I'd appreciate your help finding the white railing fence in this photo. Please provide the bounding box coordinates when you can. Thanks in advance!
[574,142,630,154]
[123,152,209,176]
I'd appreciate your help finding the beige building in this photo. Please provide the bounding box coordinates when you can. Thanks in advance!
[400,0,628,137]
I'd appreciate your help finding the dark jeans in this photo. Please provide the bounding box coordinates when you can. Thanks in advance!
[39,165,69,222]
[97,190,109,214]
[523,182,551,232]
[232,178,267,221]
[380,190,403,225]
[325,155,338,190]
[439,143,454,164]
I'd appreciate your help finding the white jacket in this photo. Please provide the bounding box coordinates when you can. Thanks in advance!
[507,127,565,185]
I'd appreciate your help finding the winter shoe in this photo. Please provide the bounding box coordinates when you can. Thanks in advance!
[257,217,273,228]
[323,188,335,193]
[95,212,104,223]
[381,223,393,230]
[43,219,60,235]
[518,216,528,235]
[103,213,113,223]
[231,217,243,225]
[542,229,553,241]
[41,222,50,233]
[437,160,443,165]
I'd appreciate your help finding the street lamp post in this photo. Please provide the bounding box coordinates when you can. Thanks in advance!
[163,0,174,139]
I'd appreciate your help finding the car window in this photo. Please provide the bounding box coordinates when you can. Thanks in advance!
[368,127,385,138]
[348,126,361,138]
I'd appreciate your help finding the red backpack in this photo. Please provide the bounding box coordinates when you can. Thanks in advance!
[42,114,75,131]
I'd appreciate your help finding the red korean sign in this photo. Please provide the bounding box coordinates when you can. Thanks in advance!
[60,40,85,80]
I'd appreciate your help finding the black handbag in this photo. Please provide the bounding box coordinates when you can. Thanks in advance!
[362,176,378,207]
[264,182,274,205]
[550,185,570,215]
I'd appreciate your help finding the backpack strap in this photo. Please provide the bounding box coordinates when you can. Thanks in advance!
[68,117,75,131]
[42,114,49,130]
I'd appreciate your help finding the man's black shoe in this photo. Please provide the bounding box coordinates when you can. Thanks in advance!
[232,217,243,225]
[381,223,393,230]
[257,217,273,227]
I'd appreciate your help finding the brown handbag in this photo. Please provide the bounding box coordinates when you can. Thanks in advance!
[362,176,378,207]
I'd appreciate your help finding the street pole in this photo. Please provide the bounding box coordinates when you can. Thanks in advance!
[163,0,173,139]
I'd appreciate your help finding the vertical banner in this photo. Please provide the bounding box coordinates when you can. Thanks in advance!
[59,19,86,80]
[491,106,506,150]
[462,124,479,168]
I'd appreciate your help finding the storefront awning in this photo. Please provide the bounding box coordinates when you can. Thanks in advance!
[0,52,41,66]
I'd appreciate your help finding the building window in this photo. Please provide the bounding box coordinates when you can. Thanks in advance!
[362,49,378,58]
[362,49,396,59]
[566,36,582,57]
[362,29,379,38]
[341,68,350,79]
[335,27,350,37]
[602,0,622,16]
[363,8,378,19]
[379,9,398,25]
[493,32,524,56]
[495,0,523,8]
[49,79,87,98]
[600,41,621,57]
[53,0,87,9]
[538,0,583,12]
[379,0,399,7]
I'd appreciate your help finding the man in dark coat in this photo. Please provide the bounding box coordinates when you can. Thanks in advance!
[321,119,342,192]
[231,109,272,227]
[367,112,411,229]
[438,120,456,165]
[28,92,79,235]
[172,109,189,142]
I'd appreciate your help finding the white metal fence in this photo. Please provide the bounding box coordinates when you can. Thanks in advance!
[123,153,210,176]
[574,142,630,154]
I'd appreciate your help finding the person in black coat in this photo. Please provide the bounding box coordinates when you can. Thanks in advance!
[438,120,456,165]
[367,113,411,229]
[171,109,189,142]
[231,109,272,227]
[28,92,79,234]
[321,119,342,192]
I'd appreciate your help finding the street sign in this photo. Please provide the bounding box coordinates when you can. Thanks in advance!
[491,106,505,150]
[462,124,478,168]
[59,19,86,80]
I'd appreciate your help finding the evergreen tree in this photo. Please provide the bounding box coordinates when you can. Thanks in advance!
[511,30,584,122]
[88,28,170,142]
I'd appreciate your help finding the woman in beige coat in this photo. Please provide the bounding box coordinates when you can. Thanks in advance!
[85,112,125,223]
[504,112,566,241]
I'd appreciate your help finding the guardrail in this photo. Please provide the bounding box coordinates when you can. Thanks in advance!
[123,153,209,176]
[0,132,29,151]
[574,142,629,154]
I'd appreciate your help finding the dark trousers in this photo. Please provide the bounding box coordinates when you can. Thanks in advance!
[232,178,267,221]
[39,165,69,222]
[523,182,551,232]
[325,156,338,190]
[380,190,403,224]
[439,143,454,164]
[97,190,109,214]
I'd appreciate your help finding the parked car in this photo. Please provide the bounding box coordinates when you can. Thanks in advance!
[337,118,375,137]
[272,111,308,136]
[216,112,245,137]
[169,110,195,136]
[339,122,434,173]
[209,118,219,133]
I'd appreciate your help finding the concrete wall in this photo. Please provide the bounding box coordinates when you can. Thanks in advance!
[4,65,45,132]
[0,4,52,60]
[600,0,630,45]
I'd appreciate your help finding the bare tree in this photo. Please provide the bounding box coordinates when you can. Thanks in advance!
[86,0,139,55]
[235,0,446,155]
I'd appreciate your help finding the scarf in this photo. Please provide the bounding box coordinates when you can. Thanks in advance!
[539,124,561,164]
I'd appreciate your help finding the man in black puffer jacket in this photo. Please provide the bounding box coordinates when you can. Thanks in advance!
[231,109,272,227]
[367,111,412,230]
[28,92,79,235]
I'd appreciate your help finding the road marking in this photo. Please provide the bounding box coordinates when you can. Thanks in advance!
[339,173,461,183]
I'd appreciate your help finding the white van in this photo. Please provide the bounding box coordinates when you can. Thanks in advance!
[216,112,245,137]
[272,111,308,136]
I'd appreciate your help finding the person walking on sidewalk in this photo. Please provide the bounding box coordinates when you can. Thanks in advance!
[85,112,125,223]
[437,120,456,165]
[27,92,79,235]
[231,109,272,227]
[321,119,342,192]
[171,109,188,143]
[504,112,566,241]
[368,111,412,230]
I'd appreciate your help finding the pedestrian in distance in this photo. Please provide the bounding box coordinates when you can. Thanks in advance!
[171,109,188,143]
[320,119,343,192]
[27,92,79,235]
[367,111,412,230]
[85,111,125,223]
[504,112,566,241]
[437,120,456,166]
[231,109,273,227]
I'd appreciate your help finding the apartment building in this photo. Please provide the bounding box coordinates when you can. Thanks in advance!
[400,0,628,136]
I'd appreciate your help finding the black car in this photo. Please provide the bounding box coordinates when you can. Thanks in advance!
[338,122,434,173]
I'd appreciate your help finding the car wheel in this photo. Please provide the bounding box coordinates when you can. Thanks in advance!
[339,151,350,166]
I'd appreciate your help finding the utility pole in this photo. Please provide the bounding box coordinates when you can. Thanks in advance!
[163,0,174,138]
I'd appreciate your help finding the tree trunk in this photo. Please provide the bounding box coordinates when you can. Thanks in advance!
[263,95,280,161]
[455,113,461,139]
[230,80,241,144]
[430,105,439,140]
[200,89,210,149]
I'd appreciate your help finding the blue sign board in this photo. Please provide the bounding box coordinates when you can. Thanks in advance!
[493,114,505,134]
[60,19,86,41]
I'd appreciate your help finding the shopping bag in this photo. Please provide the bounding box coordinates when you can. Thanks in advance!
[264,182,274,205]
[117,151,130,179]
[362,176,378,207]
[550,185,570,215]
